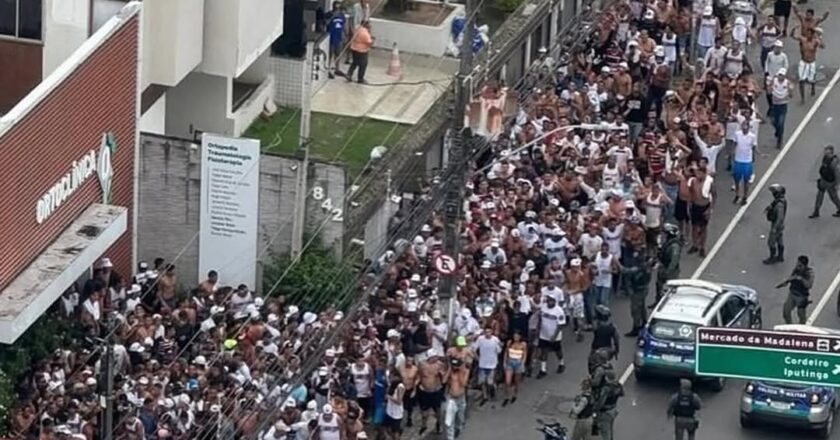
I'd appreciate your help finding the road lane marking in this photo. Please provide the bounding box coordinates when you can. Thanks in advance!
[806,268,840,325]
[617,67,840,386]
[691,68,840,279]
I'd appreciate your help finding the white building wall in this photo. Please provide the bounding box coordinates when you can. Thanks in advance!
[140,94,166,135]
[199,0,284,78]
[42,0,89,78]
[165,72,233,138]
[91,0,125,31]
[235,0,284,78]
[141,0,205,89]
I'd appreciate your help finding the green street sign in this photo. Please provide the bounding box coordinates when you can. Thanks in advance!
[696,328,840,387]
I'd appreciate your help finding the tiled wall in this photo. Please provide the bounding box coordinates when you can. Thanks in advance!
[269,34,330,109]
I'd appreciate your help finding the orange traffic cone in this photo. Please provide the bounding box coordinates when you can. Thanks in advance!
[386,43,402,78]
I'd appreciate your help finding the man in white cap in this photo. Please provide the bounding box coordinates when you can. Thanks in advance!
[482,238,507,266]
[769,67,793,149]
[696,5,719,59]
[764,39,789,83]
[648,45,671,118]
[315,404,343,440]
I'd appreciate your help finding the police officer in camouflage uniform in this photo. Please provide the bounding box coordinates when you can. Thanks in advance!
[655,224,682,304]
[763,184,787,264]
[667,379,702,440]
[622,248,653,337]
[590,346,622,440]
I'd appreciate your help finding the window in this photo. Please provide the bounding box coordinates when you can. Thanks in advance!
[0,0,42,40]
[720,296,746,325]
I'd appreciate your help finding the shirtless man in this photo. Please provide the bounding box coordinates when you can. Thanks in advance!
[688,166,714,256]
[790,26,825,102]
[564,259,592,339]
[157,264,178,311]
[417,355,446,435]
[400,356,420,427]
[444,358,470,440]
[613,63,633,97]
[793,5,829,35]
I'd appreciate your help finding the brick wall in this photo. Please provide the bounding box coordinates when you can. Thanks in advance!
[0,40,42,114]
[137,133,346,289]
[0,17,139,290]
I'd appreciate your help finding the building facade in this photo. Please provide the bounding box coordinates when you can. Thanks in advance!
[0,5,139,344]
[0,0,285,138]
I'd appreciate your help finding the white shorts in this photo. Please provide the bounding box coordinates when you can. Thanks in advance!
[799,61,817,83]
[569,293,585,319]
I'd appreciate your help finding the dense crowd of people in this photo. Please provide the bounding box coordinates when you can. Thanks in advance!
[10,0,833,438]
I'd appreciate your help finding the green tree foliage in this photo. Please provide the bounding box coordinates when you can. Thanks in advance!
[262,247,358,311]
[496,0,524,13]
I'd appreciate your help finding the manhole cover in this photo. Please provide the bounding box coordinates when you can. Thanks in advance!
[535,393,575,416]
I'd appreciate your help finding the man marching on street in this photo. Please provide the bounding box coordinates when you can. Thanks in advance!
[809,145,840,218]
[655,224,682,304]
[667,379,702,440]
[764,184,787,264]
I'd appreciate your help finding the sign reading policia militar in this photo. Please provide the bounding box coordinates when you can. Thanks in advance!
[696,328,840,387]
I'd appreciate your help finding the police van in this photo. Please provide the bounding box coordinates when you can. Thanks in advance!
[634,279,762,391]
[740,325,839,438]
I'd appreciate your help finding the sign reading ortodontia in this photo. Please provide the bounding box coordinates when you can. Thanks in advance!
[696,328,840,387]
[199,134,260,288]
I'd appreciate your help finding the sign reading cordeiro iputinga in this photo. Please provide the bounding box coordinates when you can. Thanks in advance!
[696,328,840,387]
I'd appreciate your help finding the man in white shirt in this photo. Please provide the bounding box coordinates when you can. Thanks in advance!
[732,121,757,205]
[691,127,725,175]
[473,327,502,404]
[536,296,567,378]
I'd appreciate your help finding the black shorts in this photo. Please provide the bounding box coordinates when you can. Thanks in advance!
[774,0,791,18]
[385,415,403,432]
[675,198,689,222]
[357,397,372,416]
[538,338,563,355]
[690,203,710,227]
[417,388,443,411]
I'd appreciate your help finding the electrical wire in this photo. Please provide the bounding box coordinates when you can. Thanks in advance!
[100,2,606,437]
[178,12,604,439]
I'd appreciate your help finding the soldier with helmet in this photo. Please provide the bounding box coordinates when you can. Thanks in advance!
[764,183,787,264]
[655,223,682,304]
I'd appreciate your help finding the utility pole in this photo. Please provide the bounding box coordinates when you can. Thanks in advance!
[440,0,475,332]
[100,313,116,440]
[291,42,315,257]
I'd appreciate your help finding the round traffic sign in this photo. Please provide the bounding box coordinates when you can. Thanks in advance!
[433,254,457,275]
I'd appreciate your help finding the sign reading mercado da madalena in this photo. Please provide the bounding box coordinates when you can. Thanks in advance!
[35,133,115,224]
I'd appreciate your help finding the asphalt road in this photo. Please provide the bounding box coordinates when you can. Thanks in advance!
[451,1,840,439]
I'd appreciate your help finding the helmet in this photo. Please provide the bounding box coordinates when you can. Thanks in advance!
[594,304,611,319]
[663,223,680,237]
[769,183,786,198]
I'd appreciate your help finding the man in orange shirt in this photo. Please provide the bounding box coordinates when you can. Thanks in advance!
[347,20,374,84]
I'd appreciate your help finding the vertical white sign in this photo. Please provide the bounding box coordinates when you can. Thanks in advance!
[199,134,261,288]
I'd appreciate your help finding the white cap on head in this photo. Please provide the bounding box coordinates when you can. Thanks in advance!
[325,348,336,357]
[778,68,787,76]
[100,258,113,268]
[128,284,142,294]
[421,224,432,232]
[774,40,783,47]
[491,238,500,247]
[703,5,713,15]
[387,329,401,338]
[322,404,333,414]
[571,258,582,267]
